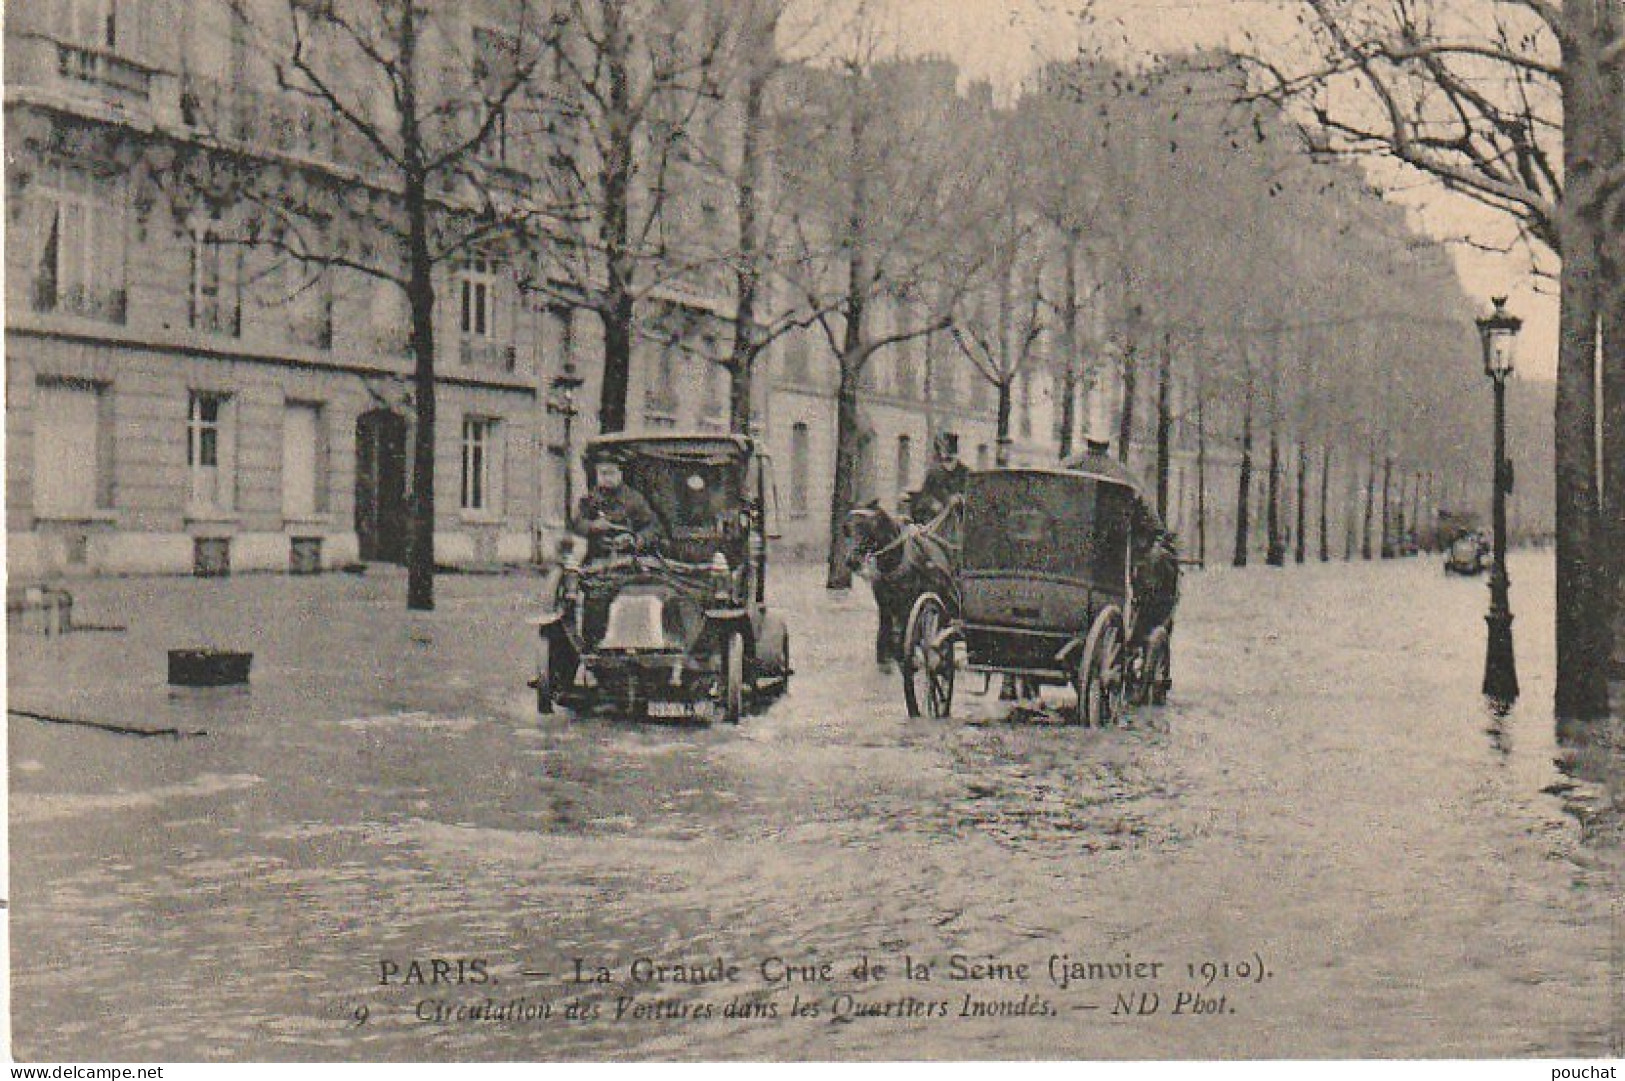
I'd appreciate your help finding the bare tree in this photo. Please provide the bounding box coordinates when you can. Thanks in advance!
[165,0,547,611]
[1243,0,1622,719]
[530,0,731,435]
[772,20,995,589]
[950,212,1050,468]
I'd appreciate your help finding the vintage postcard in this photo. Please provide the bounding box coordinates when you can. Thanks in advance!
[5,0,1622,1066]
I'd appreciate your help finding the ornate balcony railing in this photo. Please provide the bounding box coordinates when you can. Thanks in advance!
[9,33,156,112]
[180,75,344,163]
[459,336,517,371]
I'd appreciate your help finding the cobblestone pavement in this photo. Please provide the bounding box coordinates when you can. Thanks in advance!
[7,553,1620,1060]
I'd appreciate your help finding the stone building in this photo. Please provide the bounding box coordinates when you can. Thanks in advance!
[5,0,543,578]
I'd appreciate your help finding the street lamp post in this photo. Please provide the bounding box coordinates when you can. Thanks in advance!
[1477,296,1522,703]
[547,361,585,530]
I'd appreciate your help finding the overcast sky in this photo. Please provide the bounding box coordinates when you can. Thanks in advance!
[784,0,1559,381]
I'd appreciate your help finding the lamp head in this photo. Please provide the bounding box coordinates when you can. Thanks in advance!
[1477,296,1522,379]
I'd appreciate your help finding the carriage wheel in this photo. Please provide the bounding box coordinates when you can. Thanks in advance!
[1140,626,1171,706]
[781,630,792,696]
[902,593,954,719]
[534,634,555,715]
[720,631,746,724]
[1077,609,1127,727]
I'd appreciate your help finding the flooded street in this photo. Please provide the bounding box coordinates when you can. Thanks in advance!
[8,552,1620,1060]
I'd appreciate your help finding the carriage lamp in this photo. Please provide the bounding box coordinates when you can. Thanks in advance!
[1476,296,1522,704]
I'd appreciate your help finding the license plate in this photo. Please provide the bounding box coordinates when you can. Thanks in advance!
[647,700,699,718]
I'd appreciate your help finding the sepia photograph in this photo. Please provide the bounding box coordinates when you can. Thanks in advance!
[4,0,1623,1065]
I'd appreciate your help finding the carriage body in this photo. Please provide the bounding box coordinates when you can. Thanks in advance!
[959,469,1134,682]
[900,463,1176,723]
[531,434,790,722]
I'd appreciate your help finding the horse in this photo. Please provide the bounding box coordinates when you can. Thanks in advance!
[844,501,958,668]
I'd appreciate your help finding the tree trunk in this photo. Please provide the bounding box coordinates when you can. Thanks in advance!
[825,65,870,591]
[1233,372,1254,568]
[1605,278,1625,676]
[995,380,1014,467]
[1156,331,1172,519]
[728,15,772,436]
[405,176,438,613]
[1295,439,1309,564]
[399,9,435,613]
[1058,233,1080,461]
[1602,4,1625,680]
[1553,0,1613,722]
[598,288,634,434]
[1380,453,1394,559]
[1196,391,1207,565]
[1318,444,1331,562]
[596,13,635,434]
[1344,445,1358,561]
[1118,318,1138,465]
[1265,422,1283,566]
[1362,440,1376,561]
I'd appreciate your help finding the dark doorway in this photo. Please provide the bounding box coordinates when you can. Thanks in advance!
[355,409,407,563]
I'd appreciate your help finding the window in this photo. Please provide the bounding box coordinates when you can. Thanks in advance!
[458,257,497,338]
[976,444,990,470]
[52,0,119,50]
[783,331,810,385]
[895,340,919,400]
[34,380,113,517]
[549,304,575,362]
[190,221,241,336]
[31,169,126,323]
[187,391,235,513]
[288,260,334,350]
[790,423,810,518]
[461,417,502,513]
[970,372,990,410]
[704,362,729,425]
[282,402,328,518]
[645,349,680,418]
[935,338,956,405]
[370,279,410,357]
[896,435,913,494]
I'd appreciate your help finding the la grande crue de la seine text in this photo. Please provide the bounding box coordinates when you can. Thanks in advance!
[377,952,1271,991]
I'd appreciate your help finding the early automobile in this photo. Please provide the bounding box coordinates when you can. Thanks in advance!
[898,460,1179,724]
[1437,508,1489,575]
[1444,532,1490,576]
[531,433,791,722]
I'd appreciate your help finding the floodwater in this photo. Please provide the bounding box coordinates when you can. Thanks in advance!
[7,552,1620,1060]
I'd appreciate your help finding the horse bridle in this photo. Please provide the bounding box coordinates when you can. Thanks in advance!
[857,525,915,583]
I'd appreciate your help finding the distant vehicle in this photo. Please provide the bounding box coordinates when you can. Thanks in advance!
[1437,508,1488,576]
[1444,532,1490,576]
[898,461,1179,724]
[530,434,790,722]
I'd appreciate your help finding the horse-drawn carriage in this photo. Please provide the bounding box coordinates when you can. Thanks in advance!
[531,434,791,722]
[892,460,1178,724]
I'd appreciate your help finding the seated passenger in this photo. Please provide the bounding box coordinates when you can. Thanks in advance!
[576,460,662,560]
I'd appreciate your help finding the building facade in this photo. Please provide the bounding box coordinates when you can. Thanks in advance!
[6,0,543,579]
